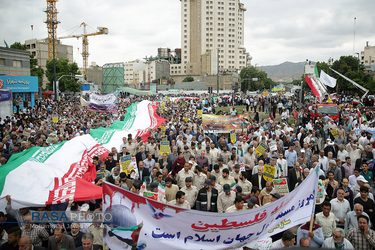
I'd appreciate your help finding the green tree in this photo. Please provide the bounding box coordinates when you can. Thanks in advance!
[45,58,81,93]
[10,42,27,50]
[30,54,44,88]
[331,55,374,94]
[240,67,275,91]
[182,76,194,82]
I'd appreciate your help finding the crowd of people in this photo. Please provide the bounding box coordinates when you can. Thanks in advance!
[0,91,375,249]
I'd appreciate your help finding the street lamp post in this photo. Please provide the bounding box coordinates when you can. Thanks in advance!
[56,74,83,101]
[355,52,360,72]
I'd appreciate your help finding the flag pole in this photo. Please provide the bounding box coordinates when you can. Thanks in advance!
[309,166,320,242]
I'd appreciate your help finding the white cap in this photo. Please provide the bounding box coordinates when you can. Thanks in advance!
[357,175,368,183]
[79,203,90,211]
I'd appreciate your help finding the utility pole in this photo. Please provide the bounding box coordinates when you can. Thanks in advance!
[217,48,219,94]
[52,22,57,101]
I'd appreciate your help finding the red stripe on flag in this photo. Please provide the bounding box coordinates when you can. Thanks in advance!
[305,76,321,101]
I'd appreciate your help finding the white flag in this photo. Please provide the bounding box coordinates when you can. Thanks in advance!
[320,70,337,88]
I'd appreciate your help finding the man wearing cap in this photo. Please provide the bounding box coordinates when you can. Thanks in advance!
[176,162,194,188]
[225,196,245,213]
[195,179,219,212]
[181,177,198,209]
[217,184,236,213]
[353,175,368,197]
[230,164,241,181]
[168,191,191,209]
[217,168,236,187]
[324,139,337,158]
[244,196,259,210]
[237,171,252,196]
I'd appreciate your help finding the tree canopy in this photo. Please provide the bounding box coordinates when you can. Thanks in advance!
[46,58,81,93]
[239,66,276,92]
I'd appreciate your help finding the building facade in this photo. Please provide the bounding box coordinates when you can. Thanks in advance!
[360,41,375,77]
[145,60,170,84]
[25,39,73,89]
[124,59,144,86]
[0,47,31,76]
[171,0,251,77]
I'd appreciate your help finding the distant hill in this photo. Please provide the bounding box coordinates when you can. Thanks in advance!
[260,61,305,82]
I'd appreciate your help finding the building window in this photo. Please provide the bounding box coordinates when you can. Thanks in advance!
[13,60,22,68]
[0,58,4,66]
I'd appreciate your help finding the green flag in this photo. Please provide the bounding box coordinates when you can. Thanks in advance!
[314,66,319,77]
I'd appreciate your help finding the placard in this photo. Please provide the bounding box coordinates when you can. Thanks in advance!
[97,171,106,180]
[143,191,158,201]
[230,130,237,144]
[331,129,338,139]
[52,114,59,123]
[273,178,289,195]
[197,110,203,118]
[269,142,277,152]
[263,164,275,182]
[255,142,268,156]
[160,141,171,155]
[23,128,31,137]
[120,155,132,174]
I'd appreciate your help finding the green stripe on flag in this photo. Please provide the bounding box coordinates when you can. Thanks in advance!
[111,225,141,232]
[0,141,67,195]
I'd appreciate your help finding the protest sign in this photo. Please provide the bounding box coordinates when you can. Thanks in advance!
[273,178,289,195]
[331,129,338,139]
[197,110,203,118]
[103,167,319,249]
[230,130,237,144]
[52,114,59,123]
[120,155,132,174]
[23,128,31,137]
[160,141,170,155]
[97,172,106,180]
[255,142,268,156]
[269,142,277,152]
[263,164,276,182]
[316,180,325,205]
[143,191,159,201]
[160,126,166,135]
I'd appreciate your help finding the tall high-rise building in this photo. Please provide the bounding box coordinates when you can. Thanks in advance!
[170,0,251,77]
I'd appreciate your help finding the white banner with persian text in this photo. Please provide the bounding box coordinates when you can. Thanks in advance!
[103,168,319,249]
[89,92,117,105]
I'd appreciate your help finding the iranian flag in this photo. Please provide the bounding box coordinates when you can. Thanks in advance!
[305,75,322,101]
[0,101,166,209]
[353,98,364,107]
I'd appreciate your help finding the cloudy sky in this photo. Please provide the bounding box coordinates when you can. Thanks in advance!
[1,0,374,67]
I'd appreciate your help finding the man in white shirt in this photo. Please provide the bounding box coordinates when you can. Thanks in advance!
[315,201,337,239]
[318,150,329,174]
[225,196,246,213]
[330,189,351,228]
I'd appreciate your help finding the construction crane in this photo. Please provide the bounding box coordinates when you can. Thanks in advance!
[45,0,59,61]
[58,22,108,77]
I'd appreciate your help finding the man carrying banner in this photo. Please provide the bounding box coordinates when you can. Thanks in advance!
[167,191,191,209]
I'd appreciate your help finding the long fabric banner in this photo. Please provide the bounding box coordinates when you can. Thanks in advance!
[89,93,117,105]
[202,114,248,133]
[0,101,165,210]
[103,168,319,249]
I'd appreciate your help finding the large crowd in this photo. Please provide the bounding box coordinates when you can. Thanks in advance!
[0,91,375,249]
